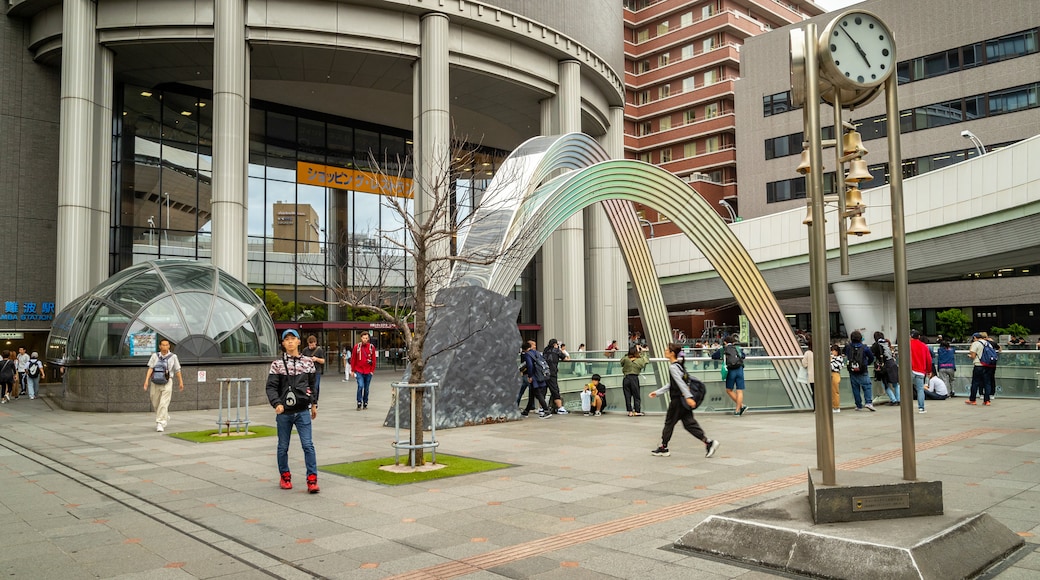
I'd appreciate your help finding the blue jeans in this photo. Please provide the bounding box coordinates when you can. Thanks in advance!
[356,372,373,405]
[912,373,925,410]
[276,410,316,477]
[849,373,873,408]
[725,366,745,391]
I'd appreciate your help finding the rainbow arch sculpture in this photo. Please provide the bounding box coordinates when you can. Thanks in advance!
[452,133,809,408]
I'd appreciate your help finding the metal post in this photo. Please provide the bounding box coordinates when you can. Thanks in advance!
[804,24,836,486]
[833,102,850,276]
[886,74,916,481]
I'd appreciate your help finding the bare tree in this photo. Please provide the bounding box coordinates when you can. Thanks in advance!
[299,136,531,465]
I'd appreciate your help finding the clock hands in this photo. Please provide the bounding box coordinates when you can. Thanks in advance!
[838,24,871,68]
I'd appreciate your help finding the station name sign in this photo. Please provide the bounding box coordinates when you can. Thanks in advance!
[2,301,55,322]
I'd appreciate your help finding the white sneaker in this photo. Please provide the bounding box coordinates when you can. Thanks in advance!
[918,408,926,414]
[156,423,164,432]
[557,408,569,415]
[832,408,840,413]
[705,439,720,458]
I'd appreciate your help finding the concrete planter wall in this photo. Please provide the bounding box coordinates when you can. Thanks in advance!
[48,363,273,412]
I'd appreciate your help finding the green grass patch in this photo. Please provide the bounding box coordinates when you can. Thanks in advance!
[168,425,278,443]
[320,454,513,486]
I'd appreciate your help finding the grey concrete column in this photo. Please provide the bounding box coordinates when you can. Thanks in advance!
[212,0,248,280]
[832,281,897,340]
[417,13,451,298]
[56,0,98,310]
[90,45,114,290]
[587,105,630,351]
[541,60,586,347]
[535,97,556,342]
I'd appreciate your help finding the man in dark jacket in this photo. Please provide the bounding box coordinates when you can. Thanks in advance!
[266,329,320,493]
[844,331,876,412]
[522,340,551,418]
[542,338,570,414]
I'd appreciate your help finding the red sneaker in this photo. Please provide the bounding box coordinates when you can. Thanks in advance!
[965,400,977,405]
[306,474,320,494]
[279,472,292,490]
[984,401,992,406]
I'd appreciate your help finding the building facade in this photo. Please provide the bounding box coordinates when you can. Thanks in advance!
[1,0,629,360]
[622,0,824,233]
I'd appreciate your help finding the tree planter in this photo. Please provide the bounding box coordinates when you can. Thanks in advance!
[391,381,439,467]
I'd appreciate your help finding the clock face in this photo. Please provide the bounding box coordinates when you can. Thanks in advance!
[820,11,895,90]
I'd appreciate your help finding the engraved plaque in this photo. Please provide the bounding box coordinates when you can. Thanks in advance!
[852,493,910,512]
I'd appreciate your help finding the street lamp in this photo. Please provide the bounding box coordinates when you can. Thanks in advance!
[718,199,738,222]
[960,130,986,156]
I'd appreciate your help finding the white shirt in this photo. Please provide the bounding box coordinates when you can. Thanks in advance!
[928,375,948,397]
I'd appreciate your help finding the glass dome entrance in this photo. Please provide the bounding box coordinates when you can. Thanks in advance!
[48,260,277,364]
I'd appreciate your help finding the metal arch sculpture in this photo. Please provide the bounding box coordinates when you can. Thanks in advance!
[452,133,809,407]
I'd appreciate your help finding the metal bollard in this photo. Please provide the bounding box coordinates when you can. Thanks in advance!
[216,378,251,436]
[390,382,439,467]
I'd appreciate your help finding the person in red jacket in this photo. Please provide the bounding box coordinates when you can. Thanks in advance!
[909,331,933,414]
[349,331,377,410]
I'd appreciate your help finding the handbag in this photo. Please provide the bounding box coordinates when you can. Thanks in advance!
[795,366,810,385]
[720,365,728,380]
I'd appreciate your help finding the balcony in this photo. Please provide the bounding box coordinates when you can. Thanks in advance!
[626,44,741,88]
[626,10,769,55]
[627,113,735,150]
[627,79,735,118]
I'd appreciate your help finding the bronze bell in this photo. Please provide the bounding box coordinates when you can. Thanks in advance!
[844,187,864,210]
[842,129,866,155]
[802,204,824,226]
[845,158,872,183]
[796,149,811,175]
[848,214,871,236]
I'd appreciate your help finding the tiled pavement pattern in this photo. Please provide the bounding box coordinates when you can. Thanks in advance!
[1,372,1038,579]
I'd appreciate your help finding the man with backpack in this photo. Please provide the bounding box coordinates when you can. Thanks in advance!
[648,343,719,458]
[24,352,45,400]
[712,335,748,416]
[522,340,552,418]
[542,339,570,414]
[871,331,900,405]
[844,331,876,412]
[142,339,184,432]
[967,332,998,405]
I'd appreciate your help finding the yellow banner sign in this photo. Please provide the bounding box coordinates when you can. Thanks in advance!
[297,161,413,198]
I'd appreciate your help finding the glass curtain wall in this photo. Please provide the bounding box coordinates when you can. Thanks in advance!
[114,84,515,325]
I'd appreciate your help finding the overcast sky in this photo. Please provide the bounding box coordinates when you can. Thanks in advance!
[814,0,861,12]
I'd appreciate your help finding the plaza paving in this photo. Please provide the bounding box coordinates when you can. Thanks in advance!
[1,371,1038,579]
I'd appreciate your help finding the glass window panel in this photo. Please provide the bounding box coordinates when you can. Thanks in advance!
[208,296,249,340]
[126,87,163,141]
[327,123,353,157]
[267,111,296,146]
[924,53,948,77]
[773,137,789,158]
[298,118,325,154]
[355,129,380,169]
[218,272,261,313]
[81,304,132,359]
[108,273,165,315]
[248,176,267,237]
[249,108,266,151]
[962,43,981,67]
[897,61,911,84]
[137,296,187,342]
[965,95,984,120]
[266,145,296,182]
[383,134,407,160]
[352,191,381,245]
[251,312,277,356]
[221,322,260,355]
[174,291,215,335]
[162,263,215,292]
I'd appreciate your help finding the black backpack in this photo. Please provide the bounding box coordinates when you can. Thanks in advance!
[26,359,41,378]
[0,360,13,383]
[529,350,550,381]
[724,344,744,369]
[847,345,866,374]
[676,362,707,409]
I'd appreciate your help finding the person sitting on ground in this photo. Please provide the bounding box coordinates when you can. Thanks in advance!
[924,370,949,400]
[584,374,605,416]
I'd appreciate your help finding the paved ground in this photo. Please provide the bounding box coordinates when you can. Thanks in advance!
[1,371,1038,579]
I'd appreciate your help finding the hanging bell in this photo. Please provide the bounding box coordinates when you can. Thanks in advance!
[802,204,813,226]
[847,214,871,236]
[844,187,863,210]
[845,158,873,183]
[842,129,866,155]
[796,149,811,175]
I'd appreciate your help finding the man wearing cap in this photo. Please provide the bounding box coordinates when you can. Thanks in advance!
[967,332,992,405]
[266,329,320,493]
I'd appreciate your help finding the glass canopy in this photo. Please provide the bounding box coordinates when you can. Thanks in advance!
[48,260,277,364]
